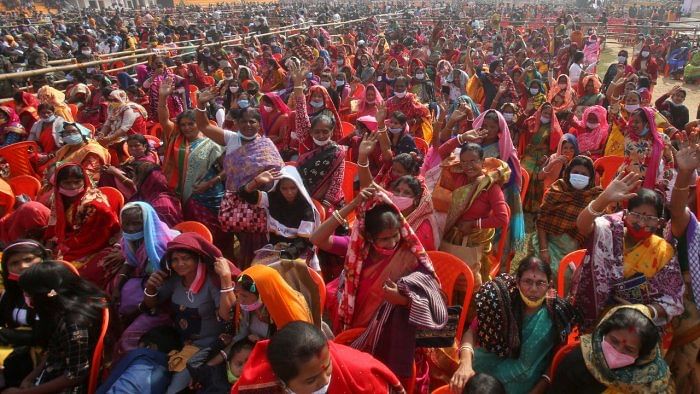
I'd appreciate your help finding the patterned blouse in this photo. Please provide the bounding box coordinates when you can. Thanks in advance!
[37,320,95,393]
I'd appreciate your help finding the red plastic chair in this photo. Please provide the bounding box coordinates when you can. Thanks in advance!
[307,267,326,314]
[68,103,79,120]
[520,166,530,203]
[557,249,586,297]
[431,386,450,394]
[0,141,40,178]
[549,340,580,377]
[342,161,358,204]
[594,156,625,188]
[144,135,162,149]
[174,221,214,243]
[57,259,81,276]
[427,251,475,340]
[340,121,355,138]
[414,137,429,155]
[201,76,215,87]
[0,178,15,214]
[7,175,41,199]
[489,204,511,277]
[311,198,326,222]
[148,123,162,138]
[98,187,125,217]
[87,308,110,394]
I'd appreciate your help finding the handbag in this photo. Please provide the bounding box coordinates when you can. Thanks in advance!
[168,344,200,372]
[218,191,267,233]
[415,305,462,348]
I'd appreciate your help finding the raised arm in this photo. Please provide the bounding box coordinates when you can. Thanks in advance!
[375,102,393,163]
[358,133,379,188]
[157,76,177,136]
[194,88,227,146]
[310,186,376,251]
[576,172,642,237]
[670,144,699,237]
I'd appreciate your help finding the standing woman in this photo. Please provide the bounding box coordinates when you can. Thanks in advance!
[143,55,185,120]
[194,88,284,269]
[632,45,659,90]
[16,261,106,393]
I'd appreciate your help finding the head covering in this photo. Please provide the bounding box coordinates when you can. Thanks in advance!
[0,106,26,139]
[527,103,564,152]
[448,95,481,120]
[557,133,580,156]
[582,74,602,95]
[306,85,343,141]
[239,264,313,328]
[0,178,15,215]
[358,84,384,116]
[547,74,575,111]
[260,92,290,137]
[356,115,378,132]
[163,232,240,294]
[580,305,671,393]
[108,89,148,119]
[52,163,104,243]
[472,109,522,188]
[0,202,50,244]
[577,105,609,153]
[629,107,663,189]
[37,86,67,107]
[17,92,40,109]
[59,121,92,140]
[119,201,179,273]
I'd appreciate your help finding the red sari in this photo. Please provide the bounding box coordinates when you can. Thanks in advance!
[385,92,431,139]
[15,92,39,132]
[233,341,403,394]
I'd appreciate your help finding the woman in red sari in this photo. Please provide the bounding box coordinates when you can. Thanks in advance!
[234,321,404,394]
[291,65,346,210]
[12,92,39,132]
[385,76,432,141]
[49,163,121,288]
[260,57,287,93]
[260,92,292,152]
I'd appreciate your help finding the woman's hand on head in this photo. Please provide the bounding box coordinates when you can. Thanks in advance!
[600,172,642,204]
[449,363,476,393]
[351,184,377,207]
[213,257,232,279]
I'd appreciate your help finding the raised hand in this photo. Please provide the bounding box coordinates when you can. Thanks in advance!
[289,61,306,87]
[197,87,218,105]
[675,144,700,172]
[600,172,642,204]
[376,101,387,126]
[159,76,175,97]
[358,132,378,157]
[254,169,283,185]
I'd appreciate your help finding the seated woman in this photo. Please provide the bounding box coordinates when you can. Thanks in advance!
[536,156,602,276]
[310,186,447,380]
[450,257,577,394]
[375,104,419,164]
[64,71,91,110]
[52,122,111,185]
[17,261,106,393]
[27,104,65,156]
[233,265,314,344]
[13,92,39,132]
[97,90,148,162]
[260,92,292,153]
[99,134,159,199]
[0,240,49,388]
[142,233,238,393]
[547,74,577,113]
[239,166,321,265]
[37,86,74,123]
[538,133,579,193]
[49,164,121,288]
[432,142,510,286]
[572,173,684,331]
[549,305,672,393]
[568,105,608,160]
[576,74,605,111]
[0,201,50,245]
[290,65,346,210]
[385,76,432,140]
[111,202,180,358]
[233,321,403,393]
[0,106,27,147]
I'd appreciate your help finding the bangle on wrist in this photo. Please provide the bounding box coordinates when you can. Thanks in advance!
[357,161,369,168]
[220,286,235,293]
[144,288,158,297]
[648,305,659,321]
[675,183,690,191]
[541,374,551,384]
[456,134,464,145]
[332,210,348,227]
[586,200,605,217]
[195,106,207,112]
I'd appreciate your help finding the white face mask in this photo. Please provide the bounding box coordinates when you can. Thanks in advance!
[310,100,325,109]
[240,133,258,141]
[415,73,425,80]
[335,80,345,87]
[224,76,234,81]
[540,116,551,124]
[320,81,331,88]
[313,137,331,146]
[569,173,590,190]
[230,86,239,93]
[394,91,407,98]
[388,126,403,134]
[502,113,515,122]
[586,122,599,129]
[529,87,540,95]
[286,377,331,394]
[618,56,627,63]
[641,51,650,58]
[390,194,414,210]
[625,104,640,113]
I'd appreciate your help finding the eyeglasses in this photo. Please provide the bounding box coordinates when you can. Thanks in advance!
[625,210,660,226]
[520,279,549,289]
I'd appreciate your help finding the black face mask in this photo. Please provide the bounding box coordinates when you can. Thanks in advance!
[247,90,257,95]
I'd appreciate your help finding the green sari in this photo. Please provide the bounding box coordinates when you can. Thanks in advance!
[521,124,551,212]
[473,307,554,394]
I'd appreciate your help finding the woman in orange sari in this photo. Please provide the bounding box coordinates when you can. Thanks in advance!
[36,86,74,123]
[547,74,577,113]
[260,57,287,93]
[51,122,110,185]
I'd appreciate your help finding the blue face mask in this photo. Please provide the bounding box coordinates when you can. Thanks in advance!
[638,126,649,136]
[62,133,84,146]
[237,100,250,109]
[122,230,144,241]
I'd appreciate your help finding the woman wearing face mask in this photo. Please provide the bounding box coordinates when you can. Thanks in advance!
[142,232,239,393]
[450,257,578,394]
[549,305,671,393]
[0,240,49,388]
[572,173,683,331]
[98,90,148,157]
[523,79,547,115]
[521,103,564,212]
[409,65,436,105]
[605,90,641,157]
[442,95,481,137]
[569,105,608,160]
[576,74,605,111]
[259,93,292,152]
[261,58,287,93]
[0,105,27,147]
[49,163,121,288]
[36,86,74,123]
[546,74,576,113]
[51,122,110,185]
[375,105,420,165]
[500,103,523,143]
[385,76,432,141]
[632,45,659,88]
[356,53,376,84]
[234,321,403,394]
[538,133,580,192]
[536,156,602,273]
[143,55,185,120]
[311,186,447,381]
[112,202,180,359]
[239,167,321,264]
[12,92,39,132]
[353,83,383,121]
[194,88,284,269]
[233,264,313,345]
[654,85,689,131]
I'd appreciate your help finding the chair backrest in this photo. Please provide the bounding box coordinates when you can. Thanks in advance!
[68,103,79,119]
[343,161,359,204]
[311,198,326,222]
[340,121,355,138]
[149,123,162,138]
[594,156,625,188]
[173,221,214,243]
[7,175,41,199]
[414,137,429,155]
[307,268,326,314]
[56,259,81,276]
[427,251,475,340]
[98,187,125,217]
[333,327,366,345]
[0,141,40,178]
[431,386,450,394]
[87,308,110,394]
[557,249,586,297]
[549,340,580,377]
[489,204,511,278]
[520,166,530,203]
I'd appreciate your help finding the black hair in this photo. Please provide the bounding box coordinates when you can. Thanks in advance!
[390,110,408,125]
[463,373,506,394]
[240,107,262,122]
[572,50,584,63]
[56,164,85,184]
[126,134,150,151]
[37,103,55,113]
[556,109,573,122]
[0,240,49,328]
[365,204,402,239]
[391,175,423,199]
[459,142,484,160]
[176,109,197,126]
[19,261,106,347]
[628,187,665,219]
[310,113,335,129]
[267,321,328,384]
[230,338,255,357]
[394,76,409,87]
[236,274,259,296]
[563,156,595,189]
[598,307,659,360]
[516,255,552,283]
[139,325,183,354]
[618,50,628,57]
[637,76,651,89]
[392,153,422,176]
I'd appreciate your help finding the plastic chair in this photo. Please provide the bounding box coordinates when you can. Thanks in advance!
[520,166,530,203]
[549,340,580,377]
[57,259,81,276]
[696,177,699,217]
[557,249,586,297]
[333,327,366,345]
[148,123,162,138]
[489,205,511,278]
[431,386,450,394]
[174,221,214,243]
[343,161,358,204]
[144,135,162,149]
[427,251,475,340]
[98,187,125,216]
[594,156,625,188]
[0,141,40,178]
[87,308,110,394]
[253,75,264,87]
[307,267,326,314]
[7,175,41,199]
[312,199,326,222]
[68,103,79,119]
[340,121,355,138]
[414,137,429,155]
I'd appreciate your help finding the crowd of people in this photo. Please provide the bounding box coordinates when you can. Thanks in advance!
[0,0,698,393]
